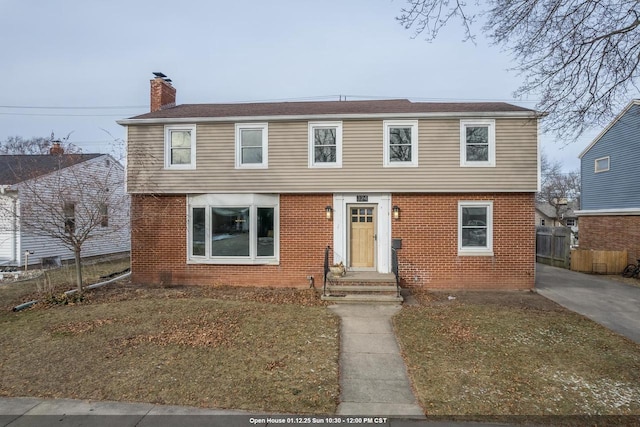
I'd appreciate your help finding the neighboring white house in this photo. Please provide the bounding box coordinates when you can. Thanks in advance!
[0,148,130,267]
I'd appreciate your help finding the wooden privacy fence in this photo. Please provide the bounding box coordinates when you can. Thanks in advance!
[570,249,628,274]
[536,226,571,269]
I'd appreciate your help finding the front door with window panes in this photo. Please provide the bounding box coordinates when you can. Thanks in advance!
[349,205,376,269]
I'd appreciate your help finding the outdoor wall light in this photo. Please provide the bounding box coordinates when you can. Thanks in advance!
[393,205,401,220]
[325,206,333,220]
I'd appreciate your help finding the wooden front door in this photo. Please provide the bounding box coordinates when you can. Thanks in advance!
[349,205,376,268]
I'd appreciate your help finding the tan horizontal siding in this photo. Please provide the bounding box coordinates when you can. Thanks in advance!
[126,118,538,193]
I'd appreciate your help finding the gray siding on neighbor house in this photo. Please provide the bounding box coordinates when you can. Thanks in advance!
[15,155,130,266]
[126,117,538,194]
[581,104,640,210]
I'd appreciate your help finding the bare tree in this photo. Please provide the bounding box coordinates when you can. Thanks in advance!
[0,155,129,294]
[0,133,81,155]
[538,152,581,223]
[397,0,640,139]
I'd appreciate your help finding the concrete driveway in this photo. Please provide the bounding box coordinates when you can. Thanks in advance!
[536,263,640,344]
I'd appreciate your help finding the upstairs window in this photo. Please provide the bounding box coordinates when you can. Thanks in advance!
[99,203,109,227]
[309,122,342,168]
[460,120,495,167]
[236,123,268,169]
[595,156,610,173]
[383,120,418,167]
[164,125,196,169]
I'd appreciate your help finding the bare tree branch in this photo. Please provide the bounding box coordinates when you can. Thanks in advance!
[397,0,640,140]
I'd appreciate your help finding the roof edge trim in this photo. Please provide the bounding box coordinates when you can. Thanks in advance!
[118,111,539,126]
[578,99,640,159]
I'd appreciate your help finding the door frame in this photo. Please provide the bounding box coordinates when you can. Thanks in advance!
[332,193,391,273]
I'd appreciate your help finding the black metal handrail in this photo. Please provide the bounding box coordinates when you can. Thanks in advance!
[391,247,400,298]
[323,245,331,296]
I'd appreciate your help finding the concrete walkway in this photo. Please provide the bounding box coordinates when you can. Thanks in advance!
[329,304,425,418]
[536,263,640,343]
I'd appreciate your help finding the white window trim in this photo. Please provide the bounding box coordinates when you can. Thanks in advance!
[235,123,268,169]
[164,124,196,169]
[594,156,610,173]
[458,201,493,256]
[460,119,496,167]
[308,121,343,168]
[383,120,418,167]
[187,194,279,265]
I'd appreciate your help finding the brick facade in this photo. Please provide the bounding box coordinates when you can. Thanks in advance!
[131,194,332,287]
[131,192,535,289]
[578,215,640,265]
[392,193,535,290]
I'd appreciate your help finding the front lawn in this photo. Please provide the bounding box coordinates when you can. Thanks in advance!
[395,291,640,420]
[0,283,340,414]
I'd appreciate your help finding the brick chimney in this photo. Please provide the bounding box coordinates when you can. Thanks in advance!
[49,141,64,155]
[150,73,176,112]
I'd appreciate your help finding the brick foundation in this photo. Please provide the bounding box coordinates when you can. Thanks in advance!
[578,215,640,264]
[131,192,535,290]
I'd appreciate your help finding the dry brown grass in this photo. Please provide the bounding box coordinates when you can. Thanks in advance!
[0,256,131,310]
[395,290,640,421]
[0,277,339,414]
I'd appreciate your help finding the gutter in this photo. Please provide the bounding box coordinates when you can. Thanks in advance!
[117,110,540,126]
[12,271,131,312]
[575,208,640,216]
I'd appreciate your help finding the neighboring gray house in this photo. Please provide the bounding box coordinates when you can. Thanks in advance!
[576,99,640,264]
[0,148,130,267]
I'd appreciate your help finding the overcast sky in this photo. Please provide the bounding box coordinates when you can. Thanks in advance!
[1,0,599,171]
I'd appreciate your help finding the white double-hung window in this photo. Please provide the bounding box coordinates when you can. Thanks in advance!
[164,124,196,169]
[458,201,493,256]
[460,120,495,167]
[188,194,279,264]
[235,123,268,168]
[383,120,418,167]
[308,122,342,168]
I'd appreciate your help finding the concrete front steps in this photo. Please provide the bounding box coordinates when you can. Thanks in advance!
[321,271,403,304]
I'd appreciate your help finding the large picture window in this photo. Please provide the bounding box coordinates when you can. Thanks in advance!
[460,120,495,167]
[383,121,418,167]
[308,122,342,168]
[458,201,493,255]
[188,194,278,264]
[235,123,268,169]
[164,124,196,169]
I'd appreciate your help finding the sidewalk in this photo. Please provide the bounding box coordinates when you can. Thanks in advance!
[0,397,253,426]
[329,304,425,418]
[0,397,502,426]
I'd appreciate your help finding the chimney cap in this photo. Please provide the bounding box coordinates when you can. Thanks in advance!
[153,72,167,78]
[49,141,64,155]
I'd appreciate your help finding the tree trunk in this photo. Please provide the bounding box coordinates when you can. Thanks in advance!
[74,248,83,294]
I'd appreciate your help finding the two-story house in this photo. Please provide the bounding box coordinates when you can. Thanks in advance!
[577,99,640,265]
[118,75,539,291]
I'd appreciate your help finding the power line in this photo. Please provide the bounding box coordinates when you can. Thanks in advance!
[0,112,136,117]
[0,105,146,110]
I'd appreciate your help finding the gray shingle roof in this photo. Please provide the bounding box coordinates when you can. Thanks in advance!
[128,99,535,120]
[0,154,102,185]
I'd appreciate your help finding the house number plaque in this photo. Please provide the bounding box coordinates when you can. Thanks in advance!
[356,195,369,202]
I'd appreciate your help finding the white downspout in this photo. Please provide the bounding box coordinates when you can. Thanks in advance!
[12,196,19,266]
[1,187,19,265]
